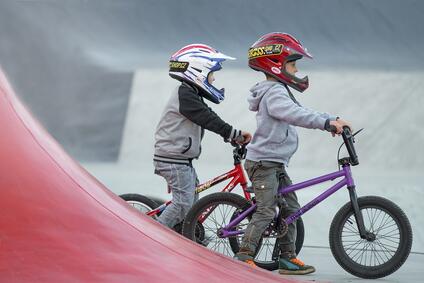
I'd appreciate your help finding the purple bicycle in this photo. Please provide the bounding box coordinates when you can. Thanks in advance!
[182,127,412,278]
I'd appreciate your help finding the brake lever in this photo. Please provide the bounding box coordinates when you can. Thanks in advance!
[352,128,364,137]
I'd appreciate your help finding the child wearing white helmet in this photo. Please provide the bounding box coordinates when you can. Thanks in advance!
[153,44,251,229]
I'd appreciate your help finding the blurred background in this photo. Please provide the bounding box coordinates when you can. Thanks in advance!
[1,0,423,252]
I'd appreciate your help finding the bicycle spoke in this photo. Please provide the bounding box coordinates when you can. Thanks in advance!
[357,241,372,265]
[374,240,394,261]
[366,208,376,232]
[255,238,275,263]
[374,242,387,265]
[197,201,251,258]
[345,217,358,232]
[350,240,369,262]
[374,213,392,235]
[371,242,382,266]
[345,238,365,255]
[374,238,398,252]
[377,234,400,245]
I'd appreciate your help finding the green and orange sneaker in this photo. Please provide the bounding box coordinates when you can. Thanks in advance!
[234,249,257,268]
[278,256,315,275]
[243,259,257,268]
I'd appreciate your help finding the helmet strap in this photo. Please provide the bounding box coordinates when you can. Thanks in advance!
[283,84,301,106]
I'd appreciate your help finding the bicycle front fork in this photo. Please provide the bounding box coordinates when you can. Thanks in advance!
[348,186,374,240]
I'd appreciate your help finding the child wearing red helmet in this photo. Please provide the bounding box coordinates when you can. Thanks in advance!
[234,33,351,275]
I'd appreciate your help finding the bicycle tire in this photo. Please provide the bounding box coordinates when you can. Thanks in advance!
[119,193,159,214]
[295,217,304,256]
[329,196,412,279]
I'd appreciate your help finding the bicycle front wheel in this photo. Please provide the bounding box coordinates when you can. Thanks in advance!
[329,196,412,279]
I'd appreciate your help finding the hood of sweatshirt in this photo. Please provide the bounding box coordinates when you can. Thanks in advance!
[247,80,281,111]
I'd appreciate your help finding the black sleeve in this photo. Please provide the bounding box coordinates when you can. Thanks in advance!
[178,84,233,139]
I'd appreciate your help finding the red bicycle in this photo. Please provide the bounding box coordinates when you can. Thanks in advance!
[120,143,304,269]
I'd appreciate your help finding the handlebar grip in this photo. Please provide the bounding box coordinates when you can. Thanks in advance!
[234,135,246,144]
[341,126,359,165]
[329,125,352,134]
[328,125,337,133]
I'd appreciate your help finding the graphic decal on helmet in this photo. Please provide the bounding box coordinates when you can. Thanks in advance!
[271,66,281,74]
[169,61,189,72]
[248,44,283,60]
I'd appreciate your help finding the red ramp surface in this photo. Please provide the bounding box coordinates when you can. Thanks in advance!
[0,69,302,282]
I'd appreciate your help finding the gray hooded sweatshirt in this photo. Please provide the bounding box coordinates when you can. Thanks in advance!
[246,80,336,165]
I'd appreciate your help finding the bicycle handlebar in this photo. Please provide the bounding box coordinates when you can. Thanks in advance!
[228,127,359,166]
[230,139,247,164]
[341,126,359,165]
[329,125,359,166]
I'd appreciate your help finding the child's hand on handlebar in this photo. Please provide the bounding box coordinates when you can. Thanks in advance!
[328,118,353,137]
[233,131,252,144]
[241,131,252,144]
[336,118,353,132]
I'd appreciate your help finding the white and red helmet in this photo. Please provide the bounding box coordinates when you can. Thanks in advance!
[169,44,235,104]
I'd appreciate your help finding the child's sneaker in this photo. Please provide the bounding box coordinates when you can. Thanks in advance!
[278,256,315,275]
[243,259,257,267]
[234,249,257,268]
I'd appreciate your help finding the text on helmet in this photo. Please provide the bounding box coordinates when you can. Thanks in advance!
[169,61,189,72]
[248,44,283,60]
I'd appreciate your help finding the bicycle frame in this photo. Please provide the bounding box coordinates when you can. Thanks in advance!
[146,162,251,217]
[220,163,367,238]
[195,163,250,197]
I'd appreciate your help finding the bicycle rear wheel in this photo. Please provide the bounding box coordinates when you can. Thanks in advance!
[182,192,280,270]
[119,193,159,214]
[329,196,412,279]
[119,193,192,233]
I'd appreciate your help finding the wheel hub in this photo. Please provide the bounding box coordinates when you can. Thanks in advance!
[365,232,376,241]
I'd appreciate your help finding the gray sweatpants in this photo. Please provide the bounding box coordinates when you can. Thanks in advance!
[154,161,199,228]
[240,159,300,256]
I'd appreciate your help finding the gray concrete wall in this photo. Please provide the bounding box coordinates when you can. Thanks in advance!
[1,0,423,161]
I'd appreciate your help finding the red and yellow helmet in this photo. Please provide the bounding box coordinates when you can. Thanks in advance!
[248,32,313,92]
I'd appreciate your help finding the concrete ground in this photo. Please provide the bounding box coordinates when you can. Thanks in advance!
[277,246,423,283]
